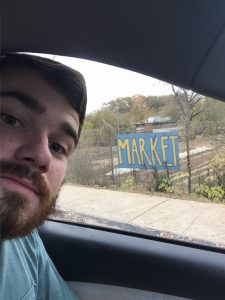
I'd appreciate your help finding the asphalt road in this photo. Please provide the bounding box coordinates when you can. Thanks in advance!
[55,185,225,248]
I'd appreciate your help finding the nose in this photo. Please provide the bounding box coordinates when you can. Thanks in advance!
[15,134,51,173]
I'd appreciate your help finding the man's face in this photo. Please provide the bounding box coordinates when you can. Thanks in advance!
[0,68,80,240]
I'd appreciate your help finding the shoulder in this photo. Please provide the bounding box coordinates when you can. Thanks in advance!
[2,231,41,267]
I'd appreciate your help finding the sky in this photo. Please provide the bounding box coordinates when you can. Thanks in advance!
[36,54,172,113]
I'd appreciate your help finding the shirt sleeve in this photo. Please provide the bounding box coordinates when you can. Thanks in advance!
[33,231,79,300]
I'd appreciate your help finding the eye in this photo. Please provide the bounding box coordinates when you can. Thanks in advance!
[50,142,67,156]
[0,113,22,127]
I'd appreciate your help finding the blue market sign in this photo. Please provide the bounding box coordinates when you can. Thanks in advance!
[116,132,180,170]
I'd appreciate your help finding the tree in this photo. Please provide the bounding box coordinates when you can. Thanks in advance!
[146,96,165,112]
[102,97,133,114]
[83,110,118,130]
[193,98,225,136]
[172,86,205,194]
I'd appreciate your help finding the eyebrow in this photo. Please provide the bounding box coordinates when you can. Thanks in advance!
[61,122,78,148]
[1,90,79,147]
[1,90,47,115]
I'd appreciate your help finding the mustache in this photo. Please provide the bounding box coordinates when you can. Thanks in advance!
[0,160,49,199]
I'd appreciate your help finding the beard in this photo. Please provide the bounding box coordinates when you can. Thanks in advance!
[0,160,58,240]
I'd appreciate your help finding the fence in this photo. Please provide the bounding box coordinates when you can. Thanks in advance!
[65,123,225,195]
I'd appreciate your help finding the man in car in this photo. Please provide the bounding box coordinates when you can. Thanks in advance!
[0,53,86,299]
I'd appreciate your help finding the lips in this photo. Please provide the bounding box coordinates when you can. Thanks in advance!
[0,175,38,194]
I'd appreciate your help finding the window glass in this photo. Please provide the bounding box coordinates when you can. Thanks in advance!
[41,54,225,249]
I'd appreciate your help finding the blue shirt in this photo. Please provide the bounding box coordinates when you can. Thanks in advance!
[0,230,79,300]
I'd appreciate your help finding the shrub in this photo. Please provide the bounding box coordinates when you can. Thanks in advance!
[210,154,225,172]
[208,186,225,202]
[195,184,210,197]
[158,177,174,193]
[195,184,225,202]
[210,153,225,188]
[120,176,135,191]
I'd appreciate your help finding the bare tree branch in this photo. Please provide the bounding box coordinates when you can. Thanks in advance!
[172,86,186,116]
[177,96,186,116]
[193,97,203,104]
[191,107,205,120]
[171,85,205,194]
[191,93,200,100]
[172,85,178,96]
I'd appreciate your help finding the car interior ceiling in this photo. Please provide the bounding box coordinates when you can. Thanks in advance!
[2,0,225,100]
[2,1,225,300]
